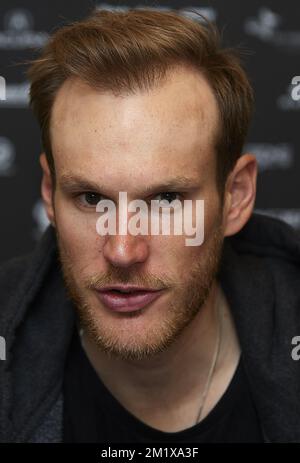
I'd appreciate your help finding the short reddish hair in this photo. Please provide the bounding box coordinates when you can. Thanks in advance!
[27,8,254,195]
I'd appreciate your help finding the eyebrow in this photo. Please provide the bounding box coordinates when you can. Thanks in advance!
[59,173,200,197]
[59,175,104,194]
[143,176,200,194]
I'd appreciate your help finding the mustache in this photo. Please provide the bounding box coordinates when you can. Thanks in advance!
[58,249,178,291]
[84,269,175,291]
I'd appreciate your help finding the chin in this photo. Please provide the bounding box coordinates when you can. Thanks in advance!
[77,293,194,361]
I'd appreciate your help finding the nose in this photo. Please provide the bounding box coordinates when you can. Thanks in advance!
[102,233,149,268]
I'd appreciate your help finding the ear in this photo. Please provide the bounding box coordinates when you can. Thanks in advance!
[223,153,257,237]
[40,153,55,227]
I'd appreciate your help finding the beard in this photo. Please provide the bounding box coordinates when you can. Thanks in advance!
[57,225,224,362]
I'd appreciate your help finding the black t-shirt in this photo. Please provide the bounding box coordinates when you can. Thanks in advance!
[63,328,264,443]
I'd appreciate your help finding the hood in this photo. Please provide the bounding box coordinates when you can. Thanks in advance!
[0,212,300,442]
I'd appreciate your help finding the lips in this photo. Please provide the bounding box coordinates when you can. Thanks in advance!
[96,286,164,312]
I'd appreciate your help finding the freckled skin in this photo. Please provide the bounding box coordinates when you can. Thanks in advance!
[42,64,254,366]
[43,66,225,360]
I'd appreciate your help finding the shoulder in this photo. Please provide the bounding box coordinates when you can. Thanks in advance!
[0,225,57,330]
[0,253,32,321]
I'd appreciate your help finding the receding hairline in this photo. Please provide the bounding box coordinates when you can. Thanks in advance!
[49,63,221,159]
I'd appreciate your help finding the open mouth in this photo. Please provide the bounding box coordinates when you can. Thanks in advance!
[96,288,164,312]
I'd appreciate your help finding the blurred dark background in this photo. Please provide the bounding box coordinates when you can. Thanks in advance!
[0,0,299,262]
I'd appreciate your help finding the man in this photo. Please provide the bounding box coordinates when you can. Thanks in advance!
[0,8,300,443]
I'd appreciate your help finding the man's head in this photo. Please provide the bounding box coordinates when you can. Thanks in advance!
[27,9,257,361]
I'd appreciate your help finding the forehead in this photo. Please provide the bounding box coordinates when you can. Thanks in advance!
[50,66,219,186]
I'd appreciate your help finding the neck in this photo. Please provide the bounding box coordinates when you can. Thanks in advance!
[81,279,240,431]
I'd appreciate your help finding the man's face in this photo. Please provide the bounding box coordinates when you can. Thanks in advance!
[49,66,225,360]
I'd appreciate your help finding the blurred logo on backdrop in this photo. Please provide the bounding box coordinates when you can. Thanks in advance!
[245,143,294,172]
[95,3,217,22]
[248,141,299,232]
[0,8,48,49]
[244,7,300,52]
[0,81,29,107]
[32,199,49,240]
[0,137,16,176]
